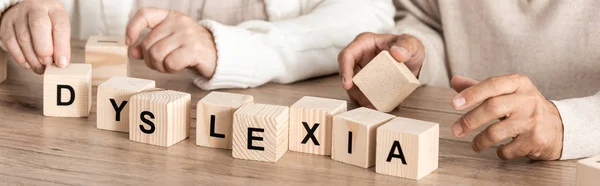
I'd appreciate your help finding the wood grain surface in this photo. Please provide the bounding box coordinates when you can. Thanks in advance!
[0,40,578,185]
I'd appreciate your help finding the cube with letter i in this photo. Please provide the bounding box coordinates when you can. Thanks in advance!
[129,89,191,147]
[97,76,155,132]
[232,103,289,162]
[577,154,600,186]
[196,91,253,149]
[352,51,420,112]
[289,96,347,155]
[43,64,92,117]
[331,107,395,168]
[85,36,129,86]
[376,117,439,180]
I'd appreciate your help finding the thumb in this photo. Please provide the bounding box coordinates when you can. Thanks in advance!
[126,8,170,46]
[388,34,425,76]
[451,75,480,93]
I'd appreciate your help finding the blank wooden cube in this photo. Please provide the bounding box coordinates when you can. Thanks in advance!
[353,51,420,112]
[232,103,289,162]
[331,107,395,168]
[196,91,253,149]
[129,89,191,147]
[376,117,439,180]
[577,154,600,186]
[96,76,155,132]
[85,36,129,86]
[43,64,92,117]
[289,96,346,155]
[0,51,7,83]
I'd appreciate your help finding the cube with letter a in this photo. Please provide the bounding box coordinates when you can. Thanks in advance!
[129,89,191,147]
[376,117,439,180]
[289,96,346,155]
[43,64,92,117]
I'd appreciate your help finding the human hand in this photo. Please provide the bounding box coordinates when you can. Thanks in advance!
[0,0,71,74]
[126,8,217,78]
[338,33,425,107]
[451,74,564,160]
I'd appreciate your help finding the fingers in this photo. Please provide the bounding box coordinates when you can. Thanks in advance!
[146,35,181,73]
[49,9,71,67]
[453,94,516,137]
[347,85,374,109]
[15,17,44,74]
[1,20,29,69]
[126,8,170,46]
[496,136,530,160]
[453,74,528,110]
[28,10,53,65]
[338,33,375,90]
[471,118,530,153]
[137,23,174,72]
[451,75,480,93]
[163,46,194,74]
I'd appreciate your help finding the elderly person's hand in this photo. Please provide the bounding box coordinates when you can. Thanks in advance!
[126,8,217,78]
[0,0,71,74]
[451,74,564,160]
[338,33,425,108]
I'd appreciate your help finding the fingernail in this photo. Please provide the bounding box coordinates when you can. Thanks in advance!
[453,96,466,108]
[341,76,346,83]
[58,56,68,68]
[391,46,409,57]
[452,122,463,137]
[43,56,53,65]
[22,62,30,69]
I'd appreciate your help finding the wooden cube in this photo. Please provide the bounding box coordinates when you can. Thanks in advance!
[376,117,439,180]
[331,107,395,168]
[196,91,253,149]
[352,51,420,112]
[96,76,155,132]
[85,36,129,86]
[129,89,191,147]
[289,96,346,155]
[577,154,600,186]
[0,51,7,83]
[43,64,92,117]
[232,103,289,162]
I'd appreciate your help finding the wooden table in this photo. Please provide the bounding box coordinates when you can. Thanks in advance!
[0,40,577,185]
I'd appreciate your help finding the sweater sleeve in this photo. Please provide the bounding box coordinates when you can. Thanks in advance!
[552,91,600,160]
[0,0,20,14]
[392,0,449,87]
[193,0,395,90]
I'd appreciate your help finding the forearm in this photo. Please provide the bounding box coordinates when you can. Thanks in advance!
[194,0,395,90]
[552,91,600,160]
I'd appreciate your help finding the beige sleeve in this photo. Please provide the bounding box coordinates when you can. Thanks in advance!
[552,91,600,160]
[392,0,449,88]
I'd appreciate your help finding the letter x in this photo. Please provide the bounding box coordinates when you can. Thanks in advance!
[301,122,320,145]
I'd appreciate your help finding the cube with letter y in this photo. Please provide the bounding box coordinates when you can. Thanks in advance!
[43,64,92,117]
[232,103,289,162]
[577,154,600,186]
[85,36,129,86]
[129,89,191,147]
[97,76,155,132]
[352,51,420,112]
[289,96,347,155]
[331,107,395,168]
[196,91,253,149]
[376,117,439,180]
